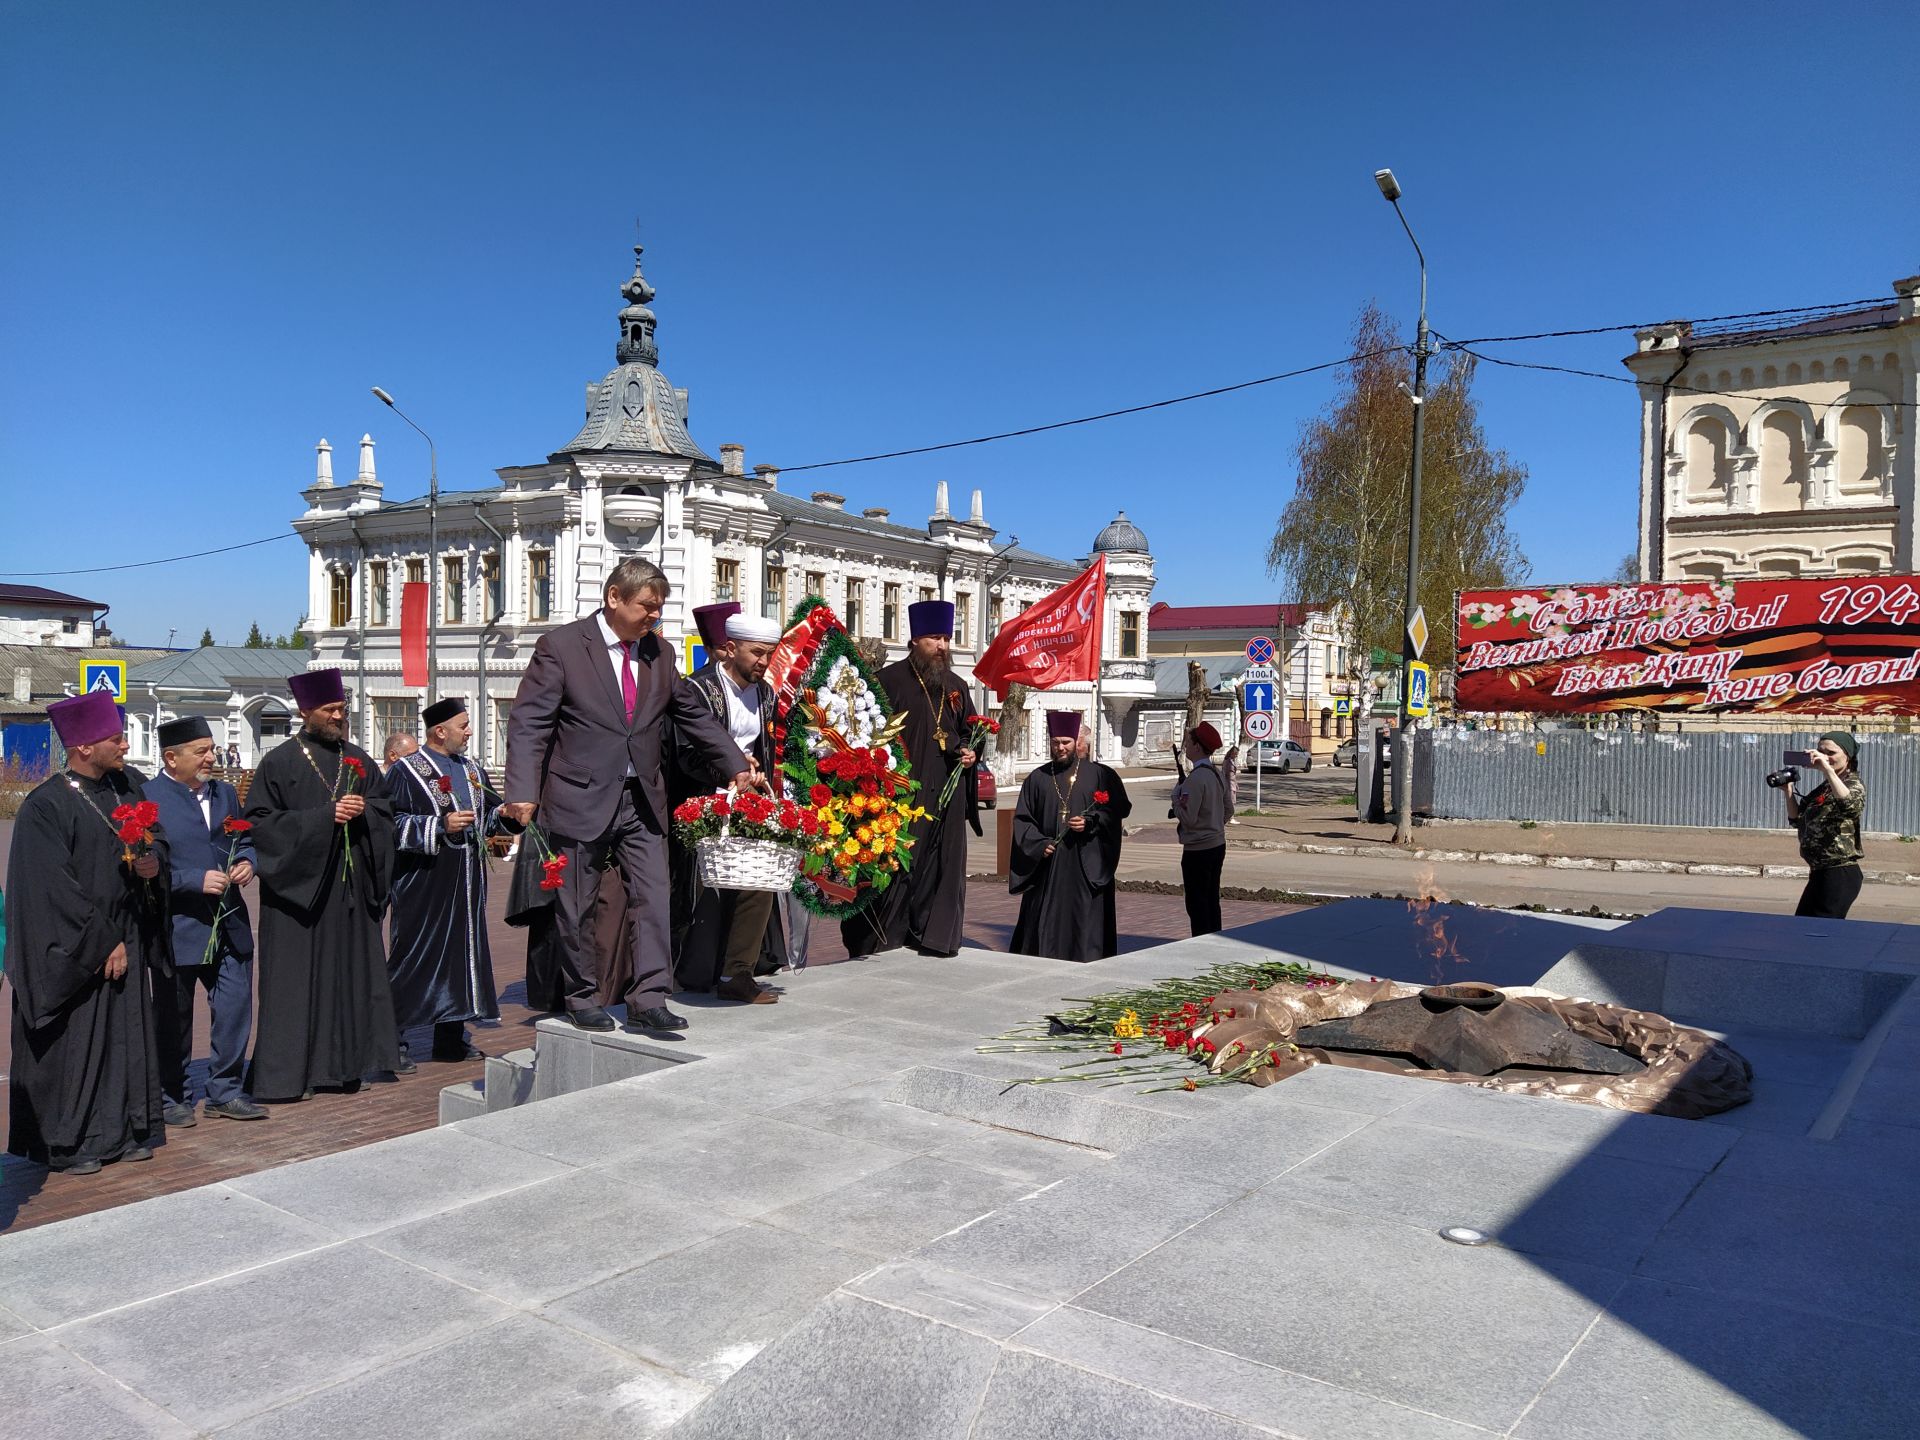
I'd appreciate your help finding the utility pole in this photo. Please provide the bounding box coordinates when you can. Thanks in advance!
[1374,167,1430,846]
[372,387,440,696]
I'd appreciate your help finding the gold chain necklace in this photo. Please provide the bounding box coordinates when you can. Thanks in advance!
[64,770,127,837]
[296,740,347,800]
[1049,759,1082,811]
[912,664,951,749]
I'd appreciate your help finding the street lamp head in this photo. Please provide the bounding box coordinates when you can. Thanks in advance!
[371,386,396,406]
[1373,168,1402,202]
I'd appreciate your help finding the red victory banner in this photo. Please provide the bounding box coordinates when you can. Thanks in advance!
[1455,576,1920,716]
[973,556,1106,698]
[400,581,430,687]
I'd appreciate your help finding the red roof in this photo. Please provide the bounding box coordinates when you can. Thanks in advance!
[1148,602,1316,631]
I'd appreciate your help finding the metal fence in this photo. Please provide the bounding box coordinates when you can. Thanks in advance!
[1425,727,1920,835]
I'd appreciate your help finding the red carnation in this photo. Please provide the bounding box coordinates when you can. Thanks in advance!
[435,776,453,794]
[711,797,731,818]
[1111,1042,1124,1055]
[673,799,703,823]
[1092,790,1110,805]
[342,756,366,776]
[539,854,570,891]
[222,817,252,834]
[117,821,146,844]
[808,783,832,807]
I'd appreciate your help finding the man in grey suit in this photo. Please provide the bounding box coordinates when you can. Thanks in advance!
[503,557,759,1034]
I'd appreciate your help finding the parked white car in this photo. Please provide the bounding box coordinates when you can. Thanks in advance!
[1244,738,1313,773]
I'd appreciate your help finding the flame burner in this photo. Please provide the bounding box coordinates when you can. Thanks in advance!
[1294,982,1646,1078]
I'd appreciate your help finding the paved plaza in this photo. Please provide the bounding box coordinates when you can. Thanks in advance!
[1,898,1914,1438]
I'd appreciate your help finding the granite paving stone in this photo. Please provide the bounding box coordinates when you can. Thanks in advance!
[1121,1098,1374,1187]
[758,1155,1038,1256]
[1389,1083,1735,1170]
[766,1093,991,1153]
[1267,1118,1702,1270]
[225,1127,575,1238]
[618,1041,925,1113]
[1076,1190,1624,1432]
[924,1127,1112,1185]
[970,1349,1274,1440]
[1844,1061,1920,1128]
[1513,1278,1920,1440]
[0,1183,337,1328]
[602,1112,913,1220]
[56,1243,510,1433]
[0,1302,34,1343]
[1714,1123,1920,1207]
[451,1081,733,1167]
[217,1313,709,1440]
[846,1260,1058,1341]
[1696,1028,1857,1090]
[1697,1076,1834,1136]
[1015,1306,1494,1440]
[0,1335,194,1439]
[1248,1063,1431,1117]
[890,1065,1186,1152]
[1637,1173,1920,1332]
[666,1293,1000,1440]
[371,1168,734,1306]
[541,1223,873,1384]
[912,1165,1244,1302]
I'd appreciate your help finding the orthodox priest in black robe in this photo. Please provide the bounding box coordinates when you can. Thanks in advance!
[245,668,402,1100]
[387,696,518,1064]
[1010,711,1133,962]
[6,691,167,1174]
[843,600,982,958]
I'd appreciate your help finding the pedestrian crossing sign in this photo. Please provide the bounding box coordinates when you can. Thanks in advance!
[1406,661,1431,718]
[1335,698,1352,716]
[80,660,126,700]
[680,636,710,674]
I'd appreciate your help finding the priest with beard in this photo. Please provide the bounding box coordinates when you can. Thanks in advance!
[387,696,517,1065]
[1009,711,1133,962]
[843,600,982,958]
[5,691,167,1175]
[245,668,403,1100]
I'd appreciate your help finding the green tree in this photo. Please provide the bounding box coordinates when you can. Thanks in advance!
[1265,303,1527,695]
[244,622,266,648]
[272,622,311,651]
[198,628,215,647]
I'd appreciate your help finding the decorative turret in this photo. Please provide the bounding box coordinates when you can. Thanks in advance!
[616,245,659,367]
[314,438,334,488]
[357,433,380,490]
[1093,511,1150,554]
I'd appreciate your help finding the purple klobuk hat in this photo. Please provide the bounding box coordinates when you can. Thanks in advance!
[908,599,955,639]
[693,602,741,651]
[289,667,347,712]
[1046,710,1082,742]
[49,689,124,748]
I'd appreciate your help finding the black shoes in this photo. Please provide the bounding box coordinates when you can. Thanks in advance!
[393,1044,418,1075]
[63,1158,104,1176]
[433,1042,484,1062]
[163,1102,197,1128]
[205,1098,270,1121]
[567,1006,617,1031]
[625,1005,689,1033]
[128,1146,154,1162]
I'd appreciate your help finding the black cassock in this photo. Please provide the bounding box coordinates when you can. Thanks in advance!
[245,735,401,1098]
[5,769,168,1169]
[843,660,981,958]
[1009,762,1132,963]
[386,748,515,1031]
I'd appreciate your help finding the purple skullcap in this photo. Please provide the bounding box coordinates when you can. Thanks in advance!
[1046,710,1081,741]
[908,599,954,639]
[692,602,741,651]
[288,668,347,712]
[49,690,123,748]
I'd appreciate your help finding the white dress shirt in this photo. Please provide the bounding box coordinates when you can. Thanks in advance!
[595,609,638,777]
[716,664,766,751]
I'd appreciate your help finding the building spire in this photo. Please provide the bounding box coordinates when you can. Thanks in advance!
[314,438,333,487]
[357,433,379,487]
[616,243,659,367]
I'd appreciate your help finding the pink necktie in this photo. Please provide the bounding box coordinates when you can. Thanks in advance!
[621,644,637,724]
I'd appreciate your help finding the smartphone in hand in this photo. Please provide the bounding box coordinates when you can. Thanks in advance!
[1782,749,1817,767]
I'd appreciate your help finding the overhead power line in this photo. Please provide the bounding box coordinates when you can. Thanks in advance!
[0,532,299,578]
[1445,296,1895,347]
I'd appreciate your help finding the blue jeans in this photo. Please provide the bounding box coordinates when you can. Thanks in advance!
[154,952,255,1106]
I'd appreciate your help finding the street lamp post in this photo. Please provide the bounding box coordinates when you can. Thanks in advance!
[1373,167,1430,846]
[371,387,439,697]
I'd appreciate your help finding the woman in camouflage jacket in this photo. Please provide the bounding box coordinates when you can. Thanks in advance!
[1785,732,1865,919]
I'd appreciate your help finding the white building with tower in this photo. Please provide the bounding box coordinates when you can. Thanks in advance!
[293,244,1157,767]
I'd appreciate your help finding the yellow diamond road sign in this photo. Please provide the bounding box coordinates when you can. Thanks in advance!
[1406,607,1429,660]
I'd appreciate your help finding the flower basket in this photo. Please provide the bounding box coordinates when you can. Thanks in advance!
[696,834,803,892]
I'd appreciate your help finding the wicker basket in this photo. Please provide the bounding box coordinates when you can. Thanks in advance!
[695,835,803,892]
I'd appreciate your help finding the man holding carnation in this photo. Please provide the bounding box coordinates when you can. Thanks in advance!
[1009,711,1132,961]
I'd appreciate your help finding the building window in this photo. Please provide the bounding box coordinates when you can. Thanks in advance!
[764,565,787,622]
[1119,611,1140,657]
[1320,708,1333,739]
[443,557,466,624]
[988,593,1004,639]
[805,570,826,600]
[482,553,502,619]
[883,583,901,641]
[62,615,80,634]
[329,569,352,628]
[372,697,415,753]
[1757,558,1801,579]
[919,585,934,604]
[369,561,390,626]
[714,558,740,604]
[845,579,864,636]
[1836,555,1884,575]
[406,558,425,586]
[954,592,972,649]
[527,549,552,622]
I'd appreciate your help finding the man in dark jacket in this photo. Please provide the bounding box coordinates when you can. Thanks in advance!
[503,559,757,1034]
[148,716,266,1122]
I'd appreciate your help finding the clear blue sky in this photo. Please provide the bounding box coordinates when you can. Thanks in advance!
[3,1,1914,646]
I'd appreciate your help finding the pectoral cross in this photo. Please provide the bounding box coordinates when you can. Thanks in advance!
[934,724,949,748]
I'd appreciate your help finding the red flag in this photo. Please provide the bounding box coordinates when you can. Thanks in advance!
[973,556,1106,697]
[401,581,429,687]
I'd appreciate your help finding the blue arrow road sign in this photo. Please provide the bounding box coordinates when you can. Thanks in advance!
[1243,682,1275,712]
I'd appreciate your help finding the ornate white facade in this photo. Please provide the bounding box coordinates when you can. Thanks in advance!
[1627,276,1920,583]
[294,246,1156,768]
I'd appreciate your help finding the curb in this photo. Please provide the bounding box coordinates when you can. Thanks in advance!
[1222,835,1920,886]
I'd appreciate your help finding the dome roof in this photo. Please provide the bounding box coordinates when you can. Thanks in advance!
[1093,511,1149,554]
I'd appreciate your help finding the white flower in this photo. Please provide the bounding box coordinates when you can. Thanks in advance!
[1507,593,1542,619]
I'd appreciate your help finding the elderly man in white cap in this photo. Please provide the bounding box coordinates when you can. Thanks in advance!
[675,610,786,1003]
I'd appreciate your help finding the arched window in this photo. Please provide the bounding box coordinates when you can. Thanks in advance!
[1680,561,1724,583]
[1757,413,1807,512]
[1757,557,1801,579]
[1319,708,1333,739]
[1836,555,1883,575]
[1684,418,1732,502]
[1835,407,1886,493]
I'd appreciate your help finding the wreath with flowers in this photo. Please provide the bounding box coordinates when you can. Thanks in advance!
[764,595,927,919]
